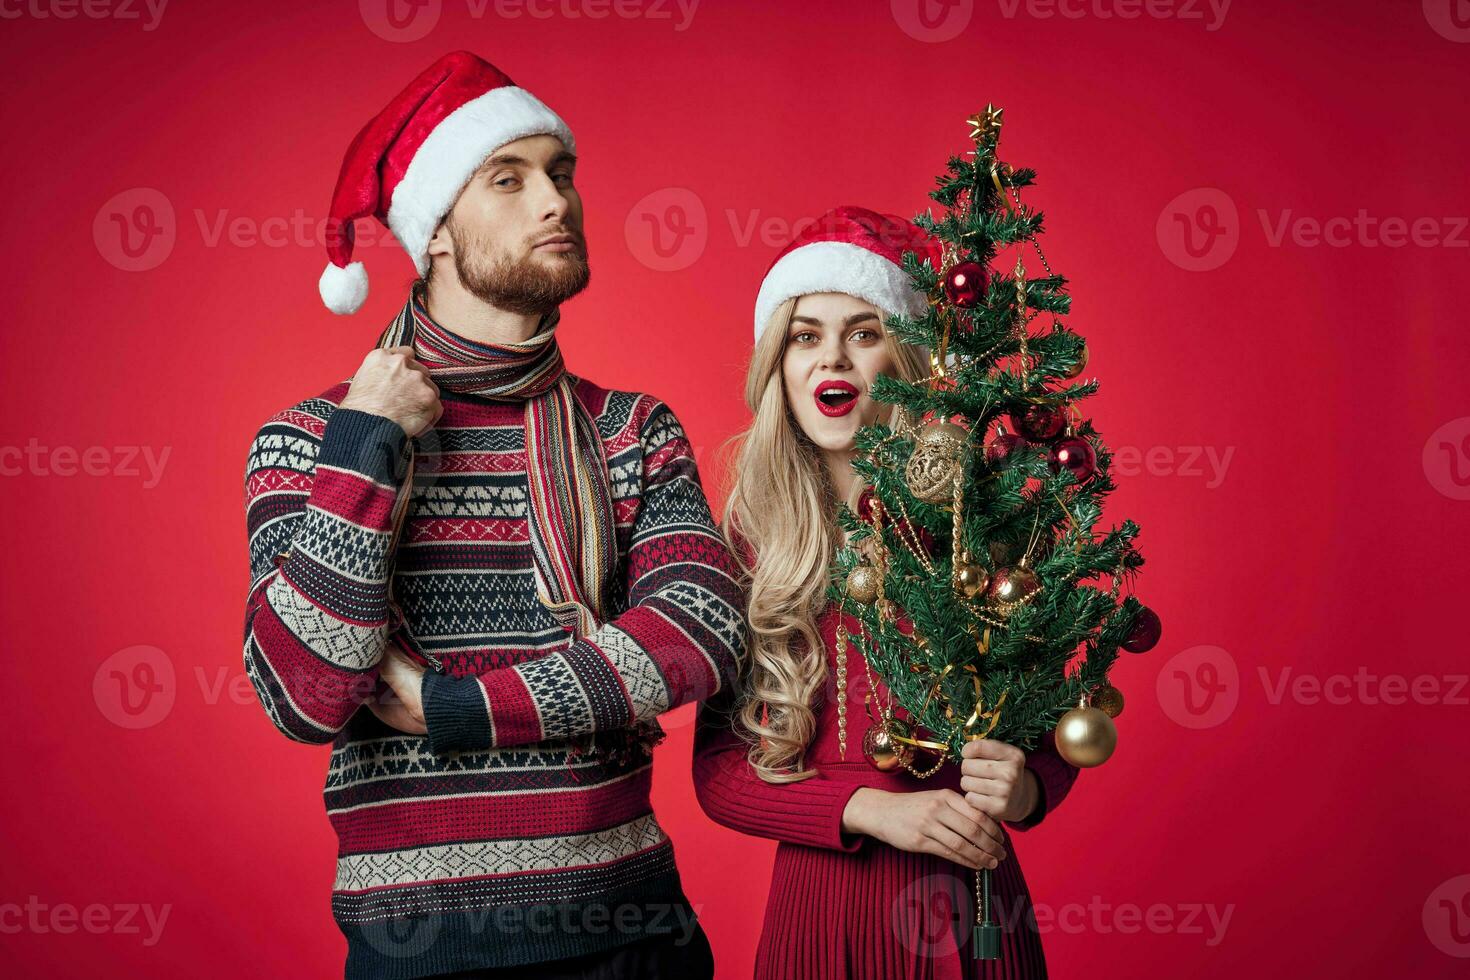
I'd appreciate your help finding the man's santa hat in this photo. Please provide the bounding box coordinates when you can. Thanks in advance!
[318,50,575,315]
[753,206,939,341]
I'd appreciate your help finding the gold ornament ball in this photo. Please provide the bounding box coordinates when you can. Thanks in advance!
[1054,705,1117,768]
[862,719,915,772]
[1062,341,1090,379]
[846,565,879,604]
[954,562,990,599]
[905,421,969,504]
[1091,685,1125,718]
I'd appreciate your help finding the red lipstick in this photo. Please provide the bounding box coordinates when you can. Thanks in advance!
[814,379,860,417]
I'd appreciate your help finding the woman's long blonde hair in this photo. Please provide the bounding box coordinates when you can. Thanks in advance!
[721,295,928,783]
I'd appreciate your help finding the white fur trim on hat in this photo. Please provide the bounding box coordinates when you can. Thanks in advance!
[753,241,927,342]
[319,260,369,315]
[386,86,575,275]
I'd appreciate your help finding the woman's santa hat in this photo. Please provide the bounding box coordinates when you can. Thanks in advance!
[753,206,939,341]
[318,50,575,315]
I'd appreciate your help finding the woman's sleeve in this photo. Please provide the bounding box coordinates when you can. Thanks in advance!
[1003,732,1080,832]
[692,698,865,852]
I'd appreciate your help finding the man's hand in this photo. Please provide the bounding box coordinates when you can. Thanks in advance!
[365,648,428,735]
[960,739,1038,824]
[340,346,442,437]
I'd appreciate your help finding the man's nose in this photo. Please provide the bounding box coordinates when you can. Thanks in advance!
[533,175,571,223]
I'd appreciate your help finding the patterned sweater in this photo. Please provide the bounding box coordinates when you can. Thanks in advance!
[242,372,745,979]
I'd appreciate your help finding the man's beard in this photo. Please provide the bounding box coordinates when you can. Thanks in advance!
[448,220,590,316]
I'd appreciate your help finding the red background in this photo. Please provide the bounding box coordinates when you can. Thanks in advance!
[2,1,1468,977]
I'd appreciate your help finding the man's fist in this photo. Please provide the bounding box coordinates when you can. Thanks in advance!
[340,346,442,437]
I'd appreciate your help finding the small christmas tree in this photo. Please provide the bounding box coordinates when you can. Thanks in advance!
[828,106,1160,959]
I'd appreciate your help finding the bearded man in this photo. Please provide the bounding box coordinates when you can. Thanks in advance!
[241,51,741,980]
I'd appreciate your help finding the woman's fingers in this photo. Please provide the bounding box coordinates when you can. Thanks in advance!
[934,798,1006,865]
[961,758,1021,782]
[924,820,991,870]
[960,775,1015,815]
[941,791,1007,849]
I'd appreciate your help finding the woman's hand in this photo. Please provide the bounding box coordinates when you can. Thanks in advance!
[841,787,1008,870]
[959,739,1039,824]
[366,648,428,734]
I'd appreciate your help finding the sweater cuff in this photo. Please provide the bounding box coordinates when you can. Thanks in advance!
[1006,742,1075,832]
[318,408,410,486]
[423,670,494,755]
[767,775,866,852]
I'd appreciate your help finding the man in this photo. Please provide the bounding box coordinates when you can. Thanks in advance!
[242,51,743,980]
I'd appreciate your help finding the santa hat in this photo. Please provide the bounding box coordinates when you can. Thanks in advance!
[753,206,938,341]
[318,51,575,315]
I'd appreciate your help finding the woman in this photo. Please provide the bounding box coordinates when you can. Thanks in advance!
[693,206,1078,978]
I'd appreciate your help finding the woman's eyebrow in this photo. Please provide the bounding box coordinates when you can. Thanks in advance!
[844,312,880,326]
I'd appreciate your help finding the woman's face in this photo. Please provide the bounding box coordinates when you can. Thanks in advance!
[781,292,897,454]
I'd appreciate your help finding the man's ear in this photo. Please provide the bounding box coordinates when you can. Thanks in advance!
[426,219,453,261]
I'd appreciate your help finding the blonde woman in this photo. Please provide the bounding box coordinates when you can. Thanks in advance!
[693,207,1078,978]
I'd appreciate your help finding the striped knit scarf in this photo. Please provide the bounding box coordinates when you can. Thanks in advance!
[378,287,616,640]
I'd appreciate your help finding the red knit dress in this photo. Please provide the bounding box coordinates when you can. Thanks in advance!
[693,602,1079,980]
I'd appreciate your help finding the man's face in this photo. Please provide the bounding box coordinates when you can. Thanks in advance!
[432,134,589,315]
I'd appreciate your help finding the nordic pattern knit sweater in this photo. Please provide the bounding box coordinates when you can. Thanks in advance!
[242,367,745,978]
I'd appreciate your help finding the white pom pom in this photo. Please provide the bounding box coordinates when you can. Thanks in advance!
[319,260,368,315]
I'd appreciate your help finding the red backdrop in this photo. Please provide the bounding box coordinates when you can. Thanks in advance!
[2,1,1468,976]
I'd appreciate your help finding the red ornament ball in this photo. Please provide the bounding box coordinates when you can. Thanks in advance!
[1122,606,1162,653]
[1011,403,1066,442]
[1049,436,1097,482]
[987,566,1040,605]
[856,487,876,522]
[985,432,1025,466]
[942,261,988,308]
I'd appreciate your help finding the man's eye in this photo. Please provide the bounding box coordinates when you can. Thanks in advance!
[552,172,574,185]
[492,175,519,188]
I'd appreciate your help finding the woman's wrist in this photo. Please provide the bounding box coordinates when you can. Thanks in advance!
[1011,768,1041,823]
[841,786,881,836]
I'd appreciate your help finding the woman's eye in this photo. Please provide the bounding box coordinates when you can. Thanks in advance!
[851,329,878,342]
[792,331,817,344]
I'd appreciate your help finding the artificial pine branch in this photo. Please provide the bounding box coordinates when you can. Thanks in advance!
[827,108,1150,759]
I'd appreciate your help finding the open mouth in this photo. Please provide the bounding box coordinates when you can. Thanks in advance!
[814,380,860,417]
